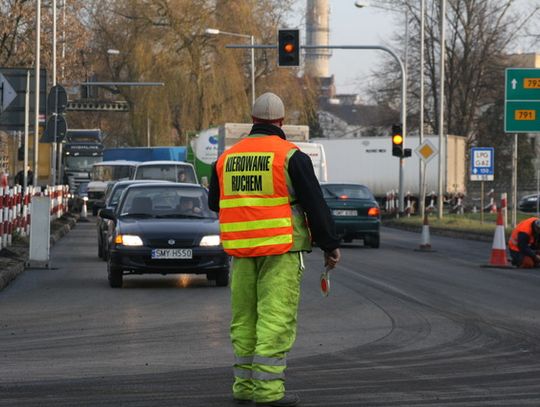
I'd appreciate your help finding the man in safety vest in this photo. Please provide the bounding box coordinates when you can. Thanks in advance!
[208,92,341,407]
[508,217,540,268]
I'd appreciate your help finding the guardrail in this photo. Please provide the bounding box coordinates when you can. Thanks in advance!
[0,184,69,249]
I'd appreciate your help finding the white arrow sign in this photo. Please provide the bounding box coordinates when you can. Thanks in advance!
[511,78,517,90]
[0,73,17,111]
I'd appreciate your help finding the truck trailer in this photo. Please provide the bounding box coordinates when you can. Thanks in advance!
[103,146,187,163]
[318,135,466,200]
[189,124,327,183]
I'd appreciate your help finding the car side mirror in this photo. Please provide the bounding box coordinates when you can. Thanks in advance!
[99,208,116,222]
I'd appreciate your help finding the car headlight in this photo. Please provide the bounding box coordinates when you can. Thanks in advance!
[527,197,538,202]
[200,235,221,246]
[115,234,144,246]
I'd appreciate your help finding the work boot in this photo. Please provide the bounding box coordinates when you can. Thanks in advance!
[255,393,300,407]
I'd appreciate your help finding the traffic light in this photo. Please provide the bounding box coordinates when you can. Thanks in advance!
[278,29,300,67]
[391,124,403,157]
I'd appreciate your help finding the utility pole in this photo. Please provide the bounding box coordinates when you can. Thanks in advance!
[51,0,58,186]
[34,0,41,186]
[437,0,446,219]
[419,0,426,218]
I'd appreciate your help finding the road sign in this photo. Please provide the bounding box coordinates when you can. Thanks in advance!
[41,114,67,143]
[0,68,47,131]
[47,85,68,114]
[470,147,494,181]
[0,73,17,112]
[505,68,540,133]
[415,139,438,163]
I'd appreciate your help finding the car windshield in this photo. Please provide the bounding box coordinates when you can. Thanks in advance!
[322,184,374,200]
[76,183,89,194]
[119,186,216,219]
[92,165,134,181]
[104,182,116,200]
[134,164,196,183]
[64,156,102,172]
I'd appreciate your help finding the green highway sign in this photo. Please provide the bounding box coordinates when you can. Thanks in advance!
[505,101,540,133]
[505,68,540,133]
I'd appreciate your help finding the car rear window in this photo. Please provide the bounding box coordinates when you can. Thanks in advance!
[322,185,373,200]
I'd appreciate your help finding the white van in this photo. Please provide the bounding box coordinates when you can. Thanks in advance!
[87,160,138,214]
[133,161,199,184]
[293,142,328,182]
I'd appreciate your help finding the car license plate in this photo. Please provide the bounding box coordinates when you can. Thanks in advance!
[151,248,193,259]
[332,209,357,216]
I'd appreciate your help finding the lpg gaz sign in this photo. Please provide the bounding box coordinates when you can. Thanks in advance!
[470,147,494,181]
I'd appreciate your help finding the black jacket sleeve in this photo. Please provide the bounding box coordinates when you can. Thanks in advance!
[518,232,536,258]
[288,150,340,253]
[208,162,220,212]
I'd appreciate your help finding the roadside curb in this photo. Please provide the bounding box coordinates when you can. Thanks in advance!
[383,220,494,243]
[0,213,80,292]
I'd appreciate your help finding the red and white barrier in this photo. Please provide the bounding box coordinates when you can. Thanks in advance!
[405,191,413,216]
[0,184,70,249]
[427,191,436,212]
[487,189,497,213]
[501,192,508,228]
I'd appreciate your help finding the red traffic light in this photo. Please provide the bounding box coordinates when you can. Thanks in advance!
[283,43,295,53]
[278,29,300,67]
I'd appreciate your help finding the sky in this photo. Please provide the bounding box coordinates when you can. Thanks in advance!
[327,1,400,97]
[291,0,539,98]
[290,0,413,97]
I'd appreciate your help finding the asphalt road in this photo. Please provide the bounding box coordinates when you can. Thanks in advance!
[2,218,540,406]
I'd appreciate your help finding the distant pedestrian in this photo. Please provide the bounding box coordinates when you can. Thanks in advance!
[209,92,341,406]
[14,167,33,186]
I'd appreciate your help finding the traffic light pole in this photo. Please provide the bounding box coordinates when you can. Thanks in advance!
[226,43,407,213]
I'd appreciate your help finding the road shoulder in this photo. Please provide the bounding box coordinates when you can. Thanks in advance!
[0,213,80,291]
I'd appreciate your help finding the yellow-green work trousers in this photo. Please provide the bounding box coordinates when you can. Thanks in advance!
[231,252,304,403]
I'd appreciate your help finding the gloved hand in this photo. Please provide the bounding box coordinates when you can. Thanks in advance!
[324,248,341,270]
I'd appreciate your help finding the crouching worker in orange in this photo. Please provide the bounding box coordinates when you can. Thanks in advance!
[508,217,540,268]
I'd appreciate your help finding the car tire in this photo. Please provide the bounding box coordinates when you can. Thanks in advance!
[365,234,380,249]
[108,261,123,288]
[215,269,230,287]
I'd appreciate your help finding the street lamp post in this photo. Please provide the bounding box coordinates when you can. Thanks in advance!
[205,28,256,106]
[355,1,409,214]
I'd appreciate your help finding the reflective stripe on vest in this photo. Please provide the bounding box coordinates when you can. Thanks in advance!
[217,136,298,257]
[508,217,537,252]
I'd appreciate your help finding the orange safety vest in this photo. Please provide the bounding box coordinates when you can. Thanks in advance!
[508,217,538,252]
[216,135,298,257]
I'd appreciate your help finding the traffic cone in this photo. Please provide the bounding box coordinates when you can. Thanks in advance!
[79,197,89,222]
[483,209,512,268]
[415,213,435,252]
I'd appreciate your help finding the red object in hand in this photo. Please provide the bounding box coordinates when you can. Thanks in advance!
[320,270,330,297]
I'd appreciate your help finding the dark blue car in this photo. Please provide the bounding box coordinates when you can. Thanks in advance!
[321,183,381,248]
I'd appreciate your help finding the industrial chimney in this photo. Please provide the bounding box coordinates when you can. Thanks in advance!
[305,0,331,78]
